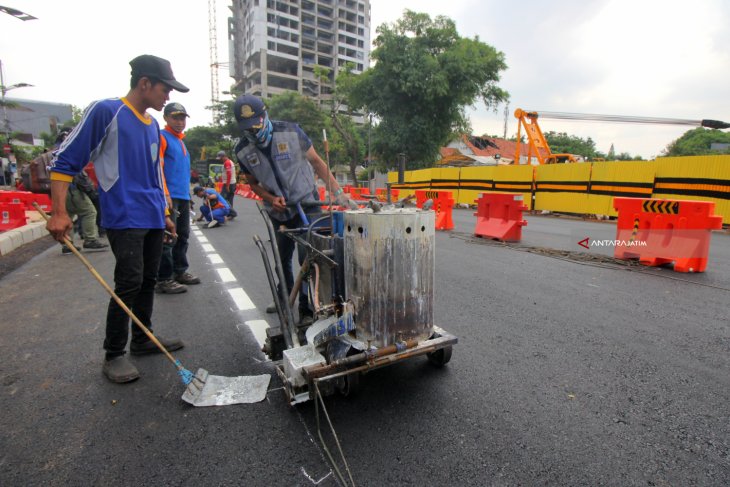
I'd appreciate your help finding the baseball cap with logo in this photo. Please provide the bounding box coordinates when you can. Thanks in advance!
[233,94,267,131]
[164,102,189,117]
[129,54,189,93]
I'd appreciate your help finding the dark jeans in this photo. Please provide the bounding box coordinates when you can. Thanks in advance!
[274,207,322,316]
[220,183,236,209]
[104,228,164,358]
[158,198,191,280]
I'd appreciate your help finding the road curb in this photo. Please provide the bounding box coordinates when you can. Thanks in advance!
[0,221,48,256]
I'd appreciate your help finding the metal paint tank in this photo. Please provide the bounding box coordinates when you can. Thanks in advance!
[344,208,434,348]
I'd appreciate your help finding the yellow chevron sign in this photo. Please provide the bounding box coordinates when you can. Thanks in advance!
[642,200,680,214]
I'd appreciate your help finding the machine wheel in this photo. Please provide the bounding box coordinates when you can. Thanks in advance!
[427,346,452,367]
[337,371,360,397]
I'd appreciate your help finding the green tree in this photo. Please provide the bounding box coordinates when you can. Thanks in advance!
[544,131,600,159]
[663,127,730,156]
[344,10,508,169]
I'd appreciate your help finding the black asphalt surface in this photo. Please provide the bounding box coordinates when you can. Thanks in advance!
[1,199,728,486]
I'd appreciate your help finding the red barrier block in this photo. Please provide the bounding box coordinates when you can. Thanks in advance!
[415,190,454,231]
[0,190,52,212]
[613,197,722,273]
[473,193,528,242]
[0,190,30,206]
[348,187,370,200]
[0,203,27,230]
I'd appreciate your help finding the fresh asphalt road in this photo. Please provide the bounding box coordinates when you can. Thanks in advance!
[0,199,728,486]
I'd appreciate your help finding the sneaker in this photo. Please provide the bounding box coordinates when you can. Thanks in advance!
[130,336,185,356]
[83,240,109,251]
[175,272,200,285]
[61,244,81,255]
[102,355,140,383]
[207,220,219,228]
[265,302,277,314]
[155,279,188,294]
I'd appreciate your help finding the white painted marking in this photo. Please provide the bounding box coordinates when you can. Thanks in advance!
[228,287,256,310]
[245,319,270,348]
[197,236,209,243]
[217,267,236,283]
[202,243,215,253]
[207,253,224,264]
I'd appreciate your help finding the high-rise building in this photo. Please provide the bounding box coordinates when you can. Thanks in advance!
[228,0,371,106]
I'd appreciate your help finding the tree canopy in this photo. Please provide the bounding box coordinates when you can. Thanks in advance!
[663,127,730,156]
[344,10,508,168]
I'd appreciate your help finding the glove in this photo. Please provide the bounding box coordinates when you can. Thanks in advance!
[335,190,358,210]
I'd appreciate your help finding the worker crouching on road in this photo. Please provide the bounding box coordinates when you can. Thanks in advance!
[193,185,230,228]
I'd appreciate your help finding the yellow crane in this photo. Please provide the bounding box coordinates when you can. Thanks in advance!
[513,108,730,165]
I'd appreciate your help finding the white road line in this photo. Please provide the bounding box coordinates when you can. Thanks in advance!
[216,267,236,283]
[244,320,270,348]
[228,287,256,310]
[191,229,272,352]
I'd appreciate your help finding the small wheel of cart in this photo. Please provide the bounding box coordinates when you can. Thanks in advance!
[426,332,452,367]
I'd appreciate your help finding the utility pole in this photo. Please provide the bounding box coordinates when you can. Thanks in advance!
[503,102,509,140]
[208,0,220,124]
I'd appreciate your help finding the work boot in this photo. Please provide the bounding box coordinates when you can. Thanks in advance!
[102,355,140,383]
[175,272,201,285]
[61,243,81,255]
[155,279,188,294]
[265,302,277,314]
[299,311,314,327]
[83,240,109,252]
[130,336,185,356]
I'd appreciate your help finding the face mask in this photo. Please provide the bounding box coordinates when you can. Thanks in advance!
[245,115,273,148]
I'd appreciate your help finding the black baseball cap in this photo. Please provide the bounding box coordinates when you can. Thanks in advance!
[129,54,189,93]
[164,102,189,117]
[233,94,267,130]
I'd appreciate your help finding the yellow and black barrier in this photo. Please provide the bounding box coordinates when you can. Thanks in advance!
[387,154,730,223]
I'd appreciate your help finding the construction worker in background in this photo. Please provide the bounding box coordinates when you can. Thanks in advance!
[155,102,201,294]
[217,150,238,219]
[193,185,230,228]
[46,54,188,384]
[231,94,355,323]
[54,129,108,254]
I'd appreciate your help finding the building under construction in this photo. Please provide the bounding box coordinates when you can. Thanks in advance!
[228,0,371,105]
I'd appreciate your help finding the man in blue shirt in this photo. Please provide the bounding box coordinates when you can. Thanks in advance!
[47,55,188,384]
[192,186,230,228]
[156,102,200,294]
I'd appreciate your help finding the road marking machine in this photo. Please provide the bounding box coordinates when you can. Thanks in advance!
[254,200,457,405]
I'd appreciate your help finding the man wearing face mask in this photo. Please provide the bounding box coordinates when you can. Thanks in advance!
[232,94,355,324]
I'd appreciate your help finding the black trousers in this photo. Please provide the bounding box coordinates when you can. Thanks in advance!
[104,228,164,358]
[220,183,237,210]
[158,198,191,280]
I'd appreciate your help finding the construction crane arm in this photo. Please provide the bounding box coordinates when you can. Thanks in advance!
[513,108,730,165]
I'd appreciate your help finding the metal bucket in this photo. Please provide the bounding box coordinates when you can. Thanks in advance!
[343,209,434,347]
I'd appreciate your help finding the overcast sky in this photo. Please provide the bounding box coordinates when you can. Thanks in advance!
[2,0,728,159]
